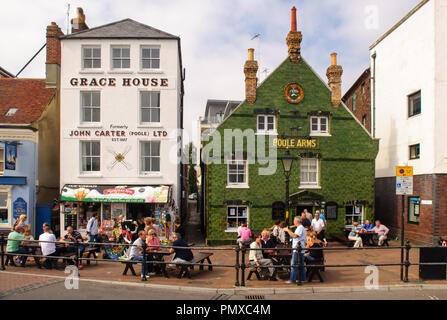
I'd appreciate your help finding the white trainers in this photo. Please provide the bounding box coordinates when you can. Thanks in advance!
[323,239,328,247]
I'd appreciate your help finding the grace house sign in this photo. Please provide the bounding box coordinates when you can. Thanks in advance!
[69,77,174,88]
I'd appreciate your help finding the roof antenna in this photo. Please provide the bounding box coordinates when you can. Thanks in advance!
[66,3,71,34]
[251,33,261,80]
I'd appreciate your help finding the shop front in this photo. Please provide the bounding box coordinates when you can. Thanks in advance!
[59,184,174,241]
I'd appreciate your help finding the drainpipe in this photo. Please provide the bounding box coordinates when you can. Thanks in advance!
[371,52,377,138]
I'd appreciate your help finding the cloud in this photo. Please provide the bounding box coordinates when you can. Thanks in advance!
[0,0,421,145]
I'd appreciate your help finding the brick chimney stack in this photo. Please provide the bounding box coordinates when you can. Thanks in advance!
[286,7,302,64]
[45,22,64,88]
[71,7,89,33]
[244,48,258,105]
[326,53,343,107]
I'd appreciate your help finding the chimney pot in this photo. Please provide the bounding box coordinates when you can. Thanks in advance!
[286,7,302,64]
[291,7,297,31]
[331,53,337,66]
[248,48,254,61]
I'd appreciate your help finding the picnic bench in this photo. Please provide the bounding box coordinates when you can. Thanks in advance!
[121,251,171,278]
[176,252,213,279]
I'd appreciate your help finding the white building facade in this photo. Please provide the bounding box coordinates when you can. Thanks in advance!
[370,0,447,244]
[59,19,184,239]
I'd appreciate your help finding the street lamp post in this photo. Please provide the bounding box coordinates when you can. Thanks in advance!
[281,150,294,229]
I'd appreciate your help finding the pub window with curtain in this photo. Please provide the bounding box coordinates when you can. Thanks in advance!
[408,90,421,117]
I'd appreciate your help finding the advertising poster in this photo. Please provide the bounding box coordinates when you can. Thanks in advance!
[5,143,17,170]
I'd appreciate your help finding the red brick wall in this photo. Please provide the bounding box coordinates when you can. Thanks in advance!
[46,22,63,65]
[375,174,447,245]
[343,70,371,133]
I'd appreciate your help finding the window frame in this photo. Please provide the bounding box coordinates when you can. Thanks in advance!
[139,91,161,124]
[140,46,161,70]
[345,205,364,228]
[80,141,101,173]
[408,90,421,118]
[408,197,420,224]
[80,91,101,123]
[409,144,420,160]
[0,186,12,228]
[299,158,319,188]
[227,160,249,188]
[310,116,329,136]
[226,205,249,232]
[111,46,131,70]
[140,140,161,174]
[82,46,101,69]
[256,114,276,134]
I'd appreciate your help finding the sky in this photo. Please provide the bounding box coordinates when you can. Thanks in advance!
[0,0,421,145]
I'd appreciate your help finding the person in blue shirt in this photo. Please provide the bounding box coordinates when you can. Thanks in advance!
[318,211,327,246]
[361,220,374,231]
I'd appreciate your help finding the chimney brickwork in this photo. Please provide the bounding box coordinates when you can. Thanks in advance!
[326,53,343,107]
[286,7,302,64]
[244,48,258,105]
[46,22,63,66]
[71,7,89,33]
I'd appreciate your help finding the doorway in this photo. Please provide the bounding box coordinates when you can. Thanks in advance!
[296,205,314,217]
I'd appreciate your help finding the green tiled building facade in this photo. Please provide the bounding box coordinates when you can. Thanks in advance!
[203,12,378,245]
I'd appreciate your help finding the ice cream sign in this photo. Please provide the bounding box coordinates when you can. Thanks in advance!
[61,185,170,203]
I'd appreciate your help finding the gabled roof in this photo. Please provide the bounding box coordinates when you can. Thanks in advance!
[61,18,179,40]
[0,66,14,78]
[0,79,55,124]
[342,68,370,101]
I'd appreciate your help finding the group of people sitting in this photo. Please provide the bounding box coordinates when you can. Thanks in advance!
[239,211,327,283]
[347,219,390,248]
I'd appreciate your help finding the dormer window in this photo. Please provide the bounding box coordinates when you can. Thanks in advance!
[5,108,18,117]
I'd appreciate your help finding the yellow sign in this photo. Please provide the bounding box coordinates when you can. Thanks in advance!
[272,138,318,149]
[396,166,413,177]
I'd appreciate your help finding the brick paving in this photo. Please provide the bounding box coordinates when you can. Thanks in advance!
[2,240,445,291]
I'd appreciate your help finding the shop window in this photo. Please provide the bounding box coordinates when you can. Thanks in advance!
[408,197,420,223]
[409,144,420,160]
[0,192,9,225]
[408,91,421,117]
[141,46,160,69]
[257,115,276,134]
[81,141,101,172]
[140,141,161,172]
[345,205,364,227]
[310,117,328,135]
[227,160,248,187]
[82,46,101,69]
[81,91,100,122]
[0,147,4,176]
[111,46,130,69]
[140,91,160,123]
[272,201,285,220]
[300,158,319,187]
[226,206,248,231]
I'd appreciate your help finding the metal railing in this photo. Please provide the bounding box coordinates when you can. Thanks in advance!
[1,234,446,287]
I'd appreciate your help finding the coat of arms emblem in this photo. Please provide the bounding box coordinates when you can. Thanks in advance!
[284,83,304,104]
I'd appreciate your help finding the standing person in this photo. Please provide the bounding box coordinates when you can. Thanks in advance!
[319,211,328,246]
[136,218,146,234]
[63,226,85,269]
[284,217,307,284]
[372,220,390,246]
[39,225,60,269]
[6,226,27,267]
[277,222,287,244]
[237,223,252,248]
[311,212,326,241]
[304,209,313,224]
[348,222,363,248]
[86,213,99,247]
[128,230,153,278]
[174,218,185,240]
[249,233,278,281]
[300,212,311,229]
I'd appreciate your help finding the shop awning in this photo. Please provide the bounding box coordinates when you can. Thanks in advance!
[60,184,171,204]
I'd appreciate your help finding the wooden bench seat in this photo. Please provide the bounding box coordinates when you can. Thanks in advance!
[176,252,213,279]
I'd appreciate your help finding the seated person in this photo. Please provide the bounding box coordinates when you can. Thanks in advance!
[249,233,279,281]
[236,223,252,248]
[39,224,62,269]
[372,220,390,246]
[361,220,374,232]
[129,230,154,278]
[169,232,193,268]
[311,212,325,241]
[63,226,85,269]
[6,226,27,267]
[300,213,311,230]
[146,229,163,273]
[304,233,324,263]
[276,222,287,244]
[260,230,276,258]
[348,222,363,248]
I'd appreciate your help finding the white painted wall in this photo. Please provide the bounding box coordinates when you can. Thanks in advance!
[60,37,182,207]
[371,0,446,178]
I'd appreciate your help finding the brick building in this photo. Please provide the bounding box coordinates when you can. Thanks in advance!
[371,0,447,245]
[342,68,371,133]
[203,7,378,245]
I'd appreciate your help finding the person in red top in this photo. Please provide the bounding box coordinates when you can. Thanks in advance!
[237,223,252,248]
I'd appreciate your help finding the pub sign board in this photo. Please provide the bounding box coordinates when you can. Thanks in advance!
[13,197,27,220]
